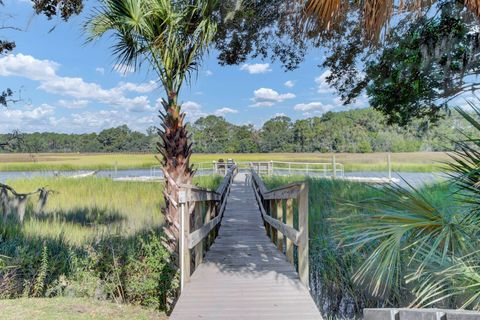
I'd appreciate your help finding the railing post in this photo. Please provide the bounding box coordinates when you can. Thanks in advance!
[285,198,294,264]
[194,202,203,268]
[276,199,284,252]
[204,201,212,248]
[333,155,337,178]
[179,188,191,291]
[270,200,277,243]
[387,152,392,180]
[264,199,271,238]
[298,183,309,288]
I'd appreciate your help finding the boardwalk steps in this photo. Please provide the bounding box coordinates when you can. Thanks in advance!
[170,171,321,320]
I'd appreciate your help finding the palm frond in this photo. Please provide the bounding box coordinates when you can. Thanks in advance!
[336,97,480,307]
[336,181,475,298]
[302,0,479,43]
[85,0,218,103]
[447,101,480,211]
[408,249,480,310]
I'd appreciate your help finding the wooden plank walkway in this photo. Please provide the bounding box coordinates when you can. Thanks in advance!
[170,173,322,320]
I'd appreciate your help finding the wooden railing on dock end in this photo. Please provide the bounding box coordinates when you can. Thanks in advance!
[250,169,310,287]
[178,165,237,290]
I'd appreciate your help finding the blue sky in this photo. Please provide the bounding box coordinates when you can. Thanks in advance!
[0,0,369,133]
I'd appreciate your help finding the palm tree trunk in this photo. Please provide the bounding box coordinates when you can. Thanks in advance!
[157,96,194,263]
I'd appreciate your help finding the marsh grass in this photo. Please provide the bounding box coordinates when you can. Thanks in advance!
[263,176,455,318]
[6,175,221,245]
[0,152,449,172]
[9,177,163,245]
[0,174,222,310]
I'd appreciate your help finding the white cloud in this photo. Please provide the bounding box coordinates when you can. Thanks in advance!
[215,107,238,116]
[284,80,295,88]
[251,88,296,107]
[58,99,89,109]
[67,110,157,132]
[0,105,159,134]
[38,77,151,111]
[294,101,334,116]
[0,53,58,81]
[253,102,276,107]
[95,67,105,75]
[0,103,56,132]
[181,101,207,121]
[205,70,213,76]
[315,70,335,94]
[0,54,154,112]
[117,80,157,94]
[240,63,272,74]
[113,63,135,76]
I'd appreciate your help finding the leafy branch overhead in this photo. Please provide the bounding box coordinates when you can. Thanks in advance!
[215,0,480,125]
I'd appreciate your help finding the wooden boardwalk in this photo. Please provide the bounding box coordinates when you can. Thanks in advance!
[170,173,322,320]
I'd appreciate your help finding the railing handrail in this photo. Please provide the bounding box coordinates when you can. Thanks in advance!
[185,160,345,178]
[250,168,310,288]
[271,160,344,166]
[178,165,237,291]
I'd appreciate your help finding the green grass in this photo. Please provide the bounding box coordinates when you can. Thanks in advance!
[0,297,167,320]
[0,152,451,172]
[263,176,455,318]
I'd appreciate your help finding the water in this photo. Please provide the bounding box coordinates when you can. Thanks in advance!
[0,168,447,187]
[0,169,151,182]
[345,171,447,188]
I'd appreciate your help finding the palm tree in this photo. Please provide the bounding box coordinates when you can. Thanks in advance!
[86,0,218,259]
[304,0,480,42]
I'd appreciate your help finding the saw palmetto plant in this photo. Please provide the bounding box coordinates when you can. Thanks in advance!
[336,101,480,309]
[85,0,218,263]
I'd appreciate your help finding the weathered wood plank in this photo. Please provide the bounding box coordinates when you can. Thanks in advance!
[193,202,203,268]
[285,198,294,264]
[188,212,221,249]
[252,181,300,245]
[276,199,284,252]
[180,189,191,288]
[298,183,309,288]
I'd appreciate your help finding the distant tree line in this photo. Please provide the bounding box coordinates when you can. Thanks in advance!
[0,125,155,153]
[190,108,473,153]
[0,109,473,154]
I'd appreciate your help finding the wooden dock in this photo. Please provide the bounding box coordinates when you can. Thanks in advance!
[170,172,322,320]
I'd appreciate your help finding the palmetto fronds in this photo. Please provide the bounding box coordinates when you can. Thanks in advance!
[337,103,480,308]
[408,250,480,309]
[447,102,480,210]
[86,0,217,98]
[337,182,475,299]
[303,0,480,42]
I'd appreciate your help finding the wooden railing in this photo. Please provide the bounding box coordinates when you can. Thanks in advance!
[250,169,310,287]
[178,165,237,290]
